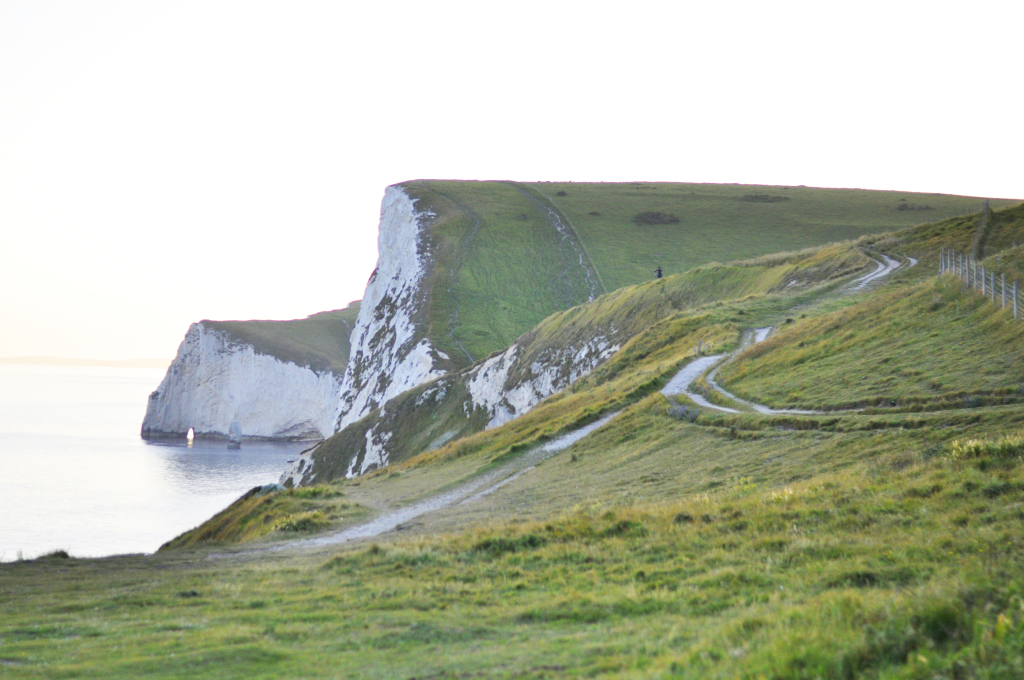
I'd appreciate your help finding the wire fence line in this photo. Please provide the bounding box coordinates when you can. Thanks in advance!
[939,247,1021,320]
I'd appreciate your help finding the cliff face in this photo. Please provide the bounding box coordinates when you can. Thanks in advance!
[141,323,345,440]
[281,301,634,485]
[334,186,455,432]
[142,180,607,448]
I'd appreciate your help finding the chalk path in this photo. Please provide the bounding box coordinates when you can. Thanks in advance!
[211,411,623,558]
[661,252,917,415]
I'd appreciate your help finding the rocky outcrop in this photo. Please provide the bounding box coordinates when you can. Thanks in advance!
[465,336,619,430]
[281,320,622,486]
[142,323,345,440]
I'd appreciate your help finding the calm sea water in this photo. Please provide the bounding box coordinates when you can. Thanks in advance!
[0,364,310,561]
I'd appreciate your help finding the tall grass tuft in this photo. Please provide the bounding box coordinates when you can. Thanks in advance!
[950,434,1024,462]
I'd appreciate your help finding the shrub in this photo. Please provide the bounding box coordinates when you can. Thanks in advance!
[668,405,700,423]
[277,511,331,533]
[472,534,546,558]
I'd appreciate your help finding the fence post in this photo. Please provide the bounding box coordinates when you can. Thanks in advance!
[992,271,996,303]
[1002,273,1006,308]
[1015,280,1019,319]
[983,266,987,296]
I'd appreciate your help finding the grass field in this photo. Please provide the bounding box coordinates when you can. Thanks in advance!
[5,205,1024,678]
[398,181,1013,363]
[720,204,1024,412]
[529,182,1016,293]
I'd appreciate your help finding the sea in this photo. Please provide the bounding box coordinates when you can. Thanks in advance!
[0,364,310,561]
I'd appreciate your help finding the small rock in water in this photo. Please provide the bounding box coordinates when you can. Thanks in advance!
[228,421,242,448]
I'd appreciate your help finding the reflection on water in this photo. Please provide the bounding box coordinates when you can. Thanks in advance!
[0,364,310,560]
[145,438,311,495]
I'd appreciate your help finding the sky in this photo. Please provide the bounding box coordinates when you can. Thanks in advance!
[0,0,1021,360]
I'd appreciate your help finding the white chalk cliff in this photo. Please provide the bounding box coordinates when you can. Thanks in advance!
[466,336,620,430]
[143,186,452,447]
[142,323,344,440]
[333,186,450,431]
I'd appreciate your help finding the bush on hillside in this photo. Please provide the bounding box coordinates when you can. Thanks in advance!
[633,211,679,225]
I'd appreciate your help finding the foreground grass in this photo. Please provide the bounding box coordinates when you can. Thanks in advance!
[3,426,1024,678]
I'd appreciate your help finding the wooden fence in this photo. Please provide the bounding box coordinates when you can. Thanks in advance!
[939,247,1021,319]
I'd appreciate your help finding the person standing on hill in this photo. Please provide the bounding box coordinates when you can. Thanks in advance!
[655,266,663,279]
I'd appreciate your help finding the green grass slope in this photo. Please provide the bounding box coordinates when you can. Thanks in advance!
[7,210,1024,678]
[304,244,869,484]
[401,181,602,363]
[203,301,360,374]
[720,203,1024,411]
[400,180,1014,363]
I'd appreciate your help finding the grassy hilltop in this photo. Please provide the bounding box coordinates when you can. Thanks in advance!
[5,204,1024,678]
[400,180,1011,363]
[201,302,360,374]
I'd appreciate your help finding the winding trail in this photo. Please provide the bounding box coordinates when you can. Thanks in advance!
[661,253,918,415]
[509,183,604,304]
[845,254,909,293]
[660,354,737,412]
[217,411,622,558]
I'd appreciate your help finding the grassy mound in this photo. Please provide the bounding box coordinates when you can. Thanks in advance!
[161,485,368,548]
[720,277,1024,411]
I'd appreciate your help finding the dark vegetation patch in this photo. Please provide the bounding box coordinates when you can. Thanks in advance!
[633,211,680,225]
[741,194,790,203]
[896,198,934,211]
[472,534,546,558]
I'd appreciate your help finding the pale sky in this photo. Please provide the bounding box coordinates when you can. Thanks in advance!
[1,1,1020,360]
